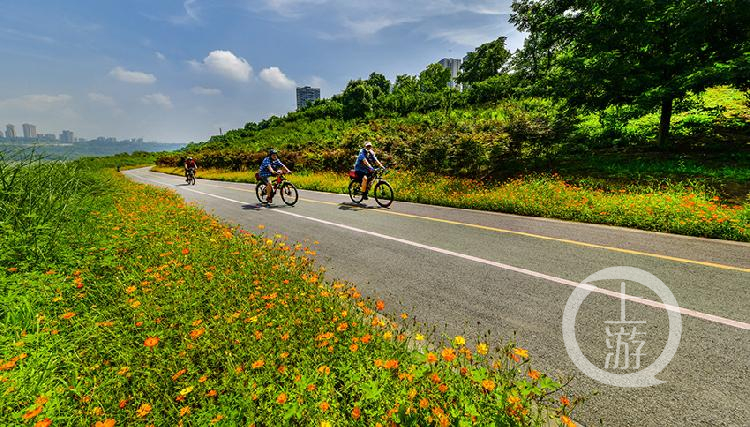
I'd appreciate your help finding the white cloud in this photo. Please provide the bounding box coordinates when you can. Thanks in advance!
[141,93,173,109]
[0,94,72,112]
[428,23,507,47]
[309,75,326,88]
[259,67,296,90]
[109,66,157,84]
[88,92,116,107]
[191,86,222,95]
[191,50,252,82]
[155,51,166,60]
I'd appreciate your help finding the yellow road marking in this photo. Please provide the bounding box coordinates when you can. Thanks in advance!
[199,179,749,273]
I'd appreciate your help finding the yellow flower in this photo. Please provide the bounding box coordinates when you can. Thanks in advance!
[320,422,331,427]
[179,386,194,396]
[477,343,488,355]
[415,333,425,341]
[513,347,529,359]
[454,336,466,346]
[481,379,496,391]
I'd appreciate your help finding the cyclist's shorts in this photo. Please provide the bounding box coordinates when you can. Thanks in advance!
[258,175,271,185]
[353,171,371,181]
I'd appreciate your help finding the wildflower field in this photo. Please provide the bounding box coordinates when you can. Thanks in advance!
[1,158,579,426]
[152,166,750,242]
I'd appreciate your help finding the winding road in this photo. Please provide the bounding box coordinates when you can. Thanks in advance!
[125,167,750,427]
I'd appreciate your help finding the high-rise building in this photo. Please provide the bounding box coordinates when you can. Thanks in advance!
[438,58,462,88]
[296,86,321,110]
[60,130,75,143]
[0,130,4,139]
[6,124,16,139]
[22,123,37,139]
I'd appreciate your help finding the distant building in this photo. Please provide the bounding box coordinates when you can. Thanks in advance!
[296,86,321,110]
[22,123,37,139]
[0,130,4,139]
[39,133,57,142]
[6,124,16,139]
[438,58,462,88]
[60,130,75,143]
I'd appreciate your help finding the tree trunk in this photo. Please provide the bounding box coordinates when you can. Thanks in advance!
[658,96,673,148]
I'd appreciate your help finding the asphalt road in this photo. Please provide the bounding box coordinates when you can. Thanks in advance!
[125,167,750,427]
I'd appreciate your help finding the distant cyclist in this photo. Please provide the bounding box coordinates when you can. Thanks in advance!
[353,141,384,200]
[184,156,197,182]
[258,149,291,204]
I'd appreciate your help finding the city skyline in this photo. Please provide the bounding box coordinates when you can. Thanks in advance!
[0,1,523,144]
[1,121,158,144]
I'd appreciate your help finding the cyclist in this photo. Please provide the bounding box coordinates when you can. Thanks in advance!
[258,149,291,204]
[353,141,384,200]
[184,156,197,182]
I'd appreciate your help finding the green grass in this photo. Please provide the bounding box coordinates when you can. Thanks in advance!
[1,159,579,426]
[153,166,750,242]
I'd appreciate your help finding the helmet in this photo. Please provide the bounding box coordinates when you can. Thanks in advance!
[187,157,193,160]
[269,149,278,155]
[364,141,372,148]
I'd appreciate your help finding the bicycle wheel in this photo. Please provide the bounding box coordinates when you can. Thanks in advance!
[348,180,364,204]
[256,183,268,203]
[281,182,298,206]
[374,181,393,208]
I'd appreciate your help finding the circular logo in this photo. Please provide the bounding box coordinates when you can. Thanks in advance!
[562,266,682,388]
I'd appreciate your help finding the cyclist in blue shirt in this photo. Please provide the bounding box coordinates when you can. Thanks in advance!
[258,149,291,204]
[354,141,384,200]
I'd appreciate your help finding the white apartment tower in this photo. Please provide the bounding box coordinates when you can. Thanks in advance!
[438,58,462,88]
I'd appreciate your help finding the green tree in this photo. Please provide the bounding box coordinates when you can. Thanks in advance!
[342,80,374,120]
[457,37,512,84]
[419,63,451,92]
[510,0,750,147]
[366,72,391,98]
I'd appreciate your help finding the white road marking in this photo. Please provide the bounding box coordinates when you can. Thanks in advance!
[129,171,750,330]
[275,209,750,331]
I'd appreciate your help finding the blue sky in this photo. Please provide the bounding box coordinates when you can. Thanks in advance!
[0,0,523,143]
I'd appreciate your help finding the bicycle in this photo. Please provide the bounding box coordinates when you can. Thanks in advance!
[348,168,394,208]
[255,173,298,206]
[185,168,196,186]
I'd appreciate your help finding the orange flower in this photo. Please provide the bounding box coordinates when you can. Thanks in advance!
[561,415,576,427]
[171,369,187,381]
[189,328,205,339]
[119,399,128,409]
[419,398,429,409]
[207,390,218,397]
[560,396,570,406]
[384,359,399,369]
[481,379,496,391]
[60,312,76,320]
[319,401,330,412]
[360,334,372,344]
[426,352,438,364]
[34,420,52,427]
[94,420,116,427]
[441,348,456,362]
[337,322,348,331]
[513,347,529,359]
[179,406,191,417]
[251,359,265,369]
[306,384,317,392]
[205,271,214,281]
[276,393,288,404]
[136,403,152,417]
[527,369,540,380]
[181,248,189,255]
[352,406,361,420]
[438,383,448,393]
[35,396,49,405]
[507,395,521,405]
[23,406,43,420]
[349,343,359,352]
[375,300,385,311]
[143,337,159,347]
